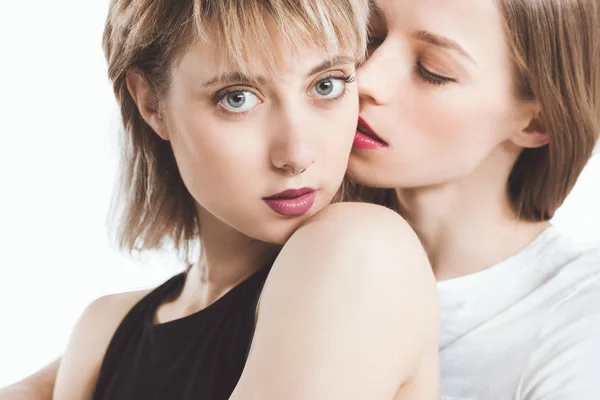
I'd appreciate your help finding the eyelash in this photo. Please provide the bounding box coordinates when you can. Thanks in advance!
[213,73,356,116]
[333,74,357,85]
[416,62,455,86]
[312,74,356,103]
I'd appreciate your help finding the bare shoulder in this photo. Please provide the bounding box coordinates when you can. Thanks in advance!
[293,202,428,276]
[86,289,152,325]
[307,201,411,230]
[53,288,152,400]
[257,202,434,315]
[73,288,153,352]
[234,203,439,399]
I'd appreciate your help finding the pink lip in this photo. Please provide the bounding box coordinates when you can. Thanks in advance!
[353,117,387,149]
[263,187,317,216]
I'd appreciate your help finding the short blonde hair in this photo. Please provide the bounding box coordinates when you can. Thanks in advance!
[103,0,369,256]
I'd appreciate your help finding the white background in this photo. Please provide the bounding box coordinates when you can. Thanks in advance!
[1,0,599,387]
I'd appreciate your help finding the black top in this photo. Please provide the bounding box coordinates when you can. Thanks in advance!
[93,267,269,400]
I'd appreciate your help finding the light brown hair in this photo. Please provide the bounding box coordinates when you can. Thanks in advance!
[499,0,600,220]
[102,0,369,255]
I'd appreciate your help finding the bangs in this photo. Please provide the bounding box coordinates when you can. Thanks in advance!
[192,0,369,75]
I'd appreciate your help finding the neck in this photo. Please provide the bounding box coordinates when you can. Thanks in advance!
[181,207,280,309]
[397,147,550,281]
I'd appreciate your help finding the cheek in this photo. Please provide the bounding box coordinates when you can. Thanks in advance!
[413,87,510,166]
[423,97,484,157]
[169,115,267,207]
[330,96,360,147]
[314,106,358,172]
[361,86,514,188]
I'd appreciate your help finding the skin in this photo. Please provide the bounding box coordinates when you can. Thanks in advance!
[350,0,550,281]
[7,30,439,400]
[0,359,58,400]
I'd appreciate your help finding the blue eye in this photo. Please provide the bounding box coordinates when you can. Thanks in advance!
[310,77,346,99]
[218,90,260,113]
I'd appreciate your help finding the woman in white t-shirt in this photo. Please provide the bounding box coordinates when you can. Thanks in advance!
[344,0,600,398]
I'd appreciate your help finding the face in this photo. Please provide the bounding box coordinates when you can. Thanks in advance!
[348,0,526,189]
[159,41,358,244]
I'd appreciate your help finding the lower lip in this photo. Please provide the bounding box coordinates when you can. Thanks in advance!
[263,191,317,216]
[353,131,387,149]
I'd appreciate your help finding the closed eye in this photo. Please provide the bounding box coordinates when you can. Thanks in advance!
[416,63,456,86]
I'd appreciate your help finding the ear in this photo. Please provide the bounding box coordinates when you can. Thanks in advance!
[510,100,549,149]
[125,67,169,141]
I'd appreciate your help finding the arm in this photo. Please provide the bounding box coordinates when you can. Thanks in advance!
[231,202,440,400]
[53,290,149,400]
[0,358,60,400]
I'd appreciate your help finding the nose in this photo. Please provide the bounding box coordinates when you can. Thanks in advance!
[270,110,316,175]
[358,42,408,106]
[271,111,316,175]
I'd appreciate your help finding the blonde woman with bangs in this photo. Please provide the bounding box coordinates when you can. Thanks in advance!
[0,0,439,399]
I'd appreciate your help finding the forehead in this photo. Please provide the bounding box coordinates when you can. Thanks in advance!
[172,39,352,89]
[372,0,506,62]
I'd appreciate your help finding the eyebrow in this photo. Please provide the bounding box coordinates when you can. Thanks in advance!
[201,55,356,88]
[412,30,476,65]
[308,55,355,75]
[201,72,266,88]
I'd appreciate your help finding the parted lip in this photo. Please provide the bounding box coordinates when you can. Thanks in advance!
[357,117,387,145]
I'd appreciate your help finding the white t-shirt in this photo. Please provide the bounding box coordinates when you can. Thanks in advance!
[438,226,600,399]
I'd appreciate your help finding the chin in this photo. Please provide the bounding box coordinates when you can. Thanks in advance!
[348,157,447,189]
[347,166,398,189]
[247,219,305,245]
[247,195,336,244]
